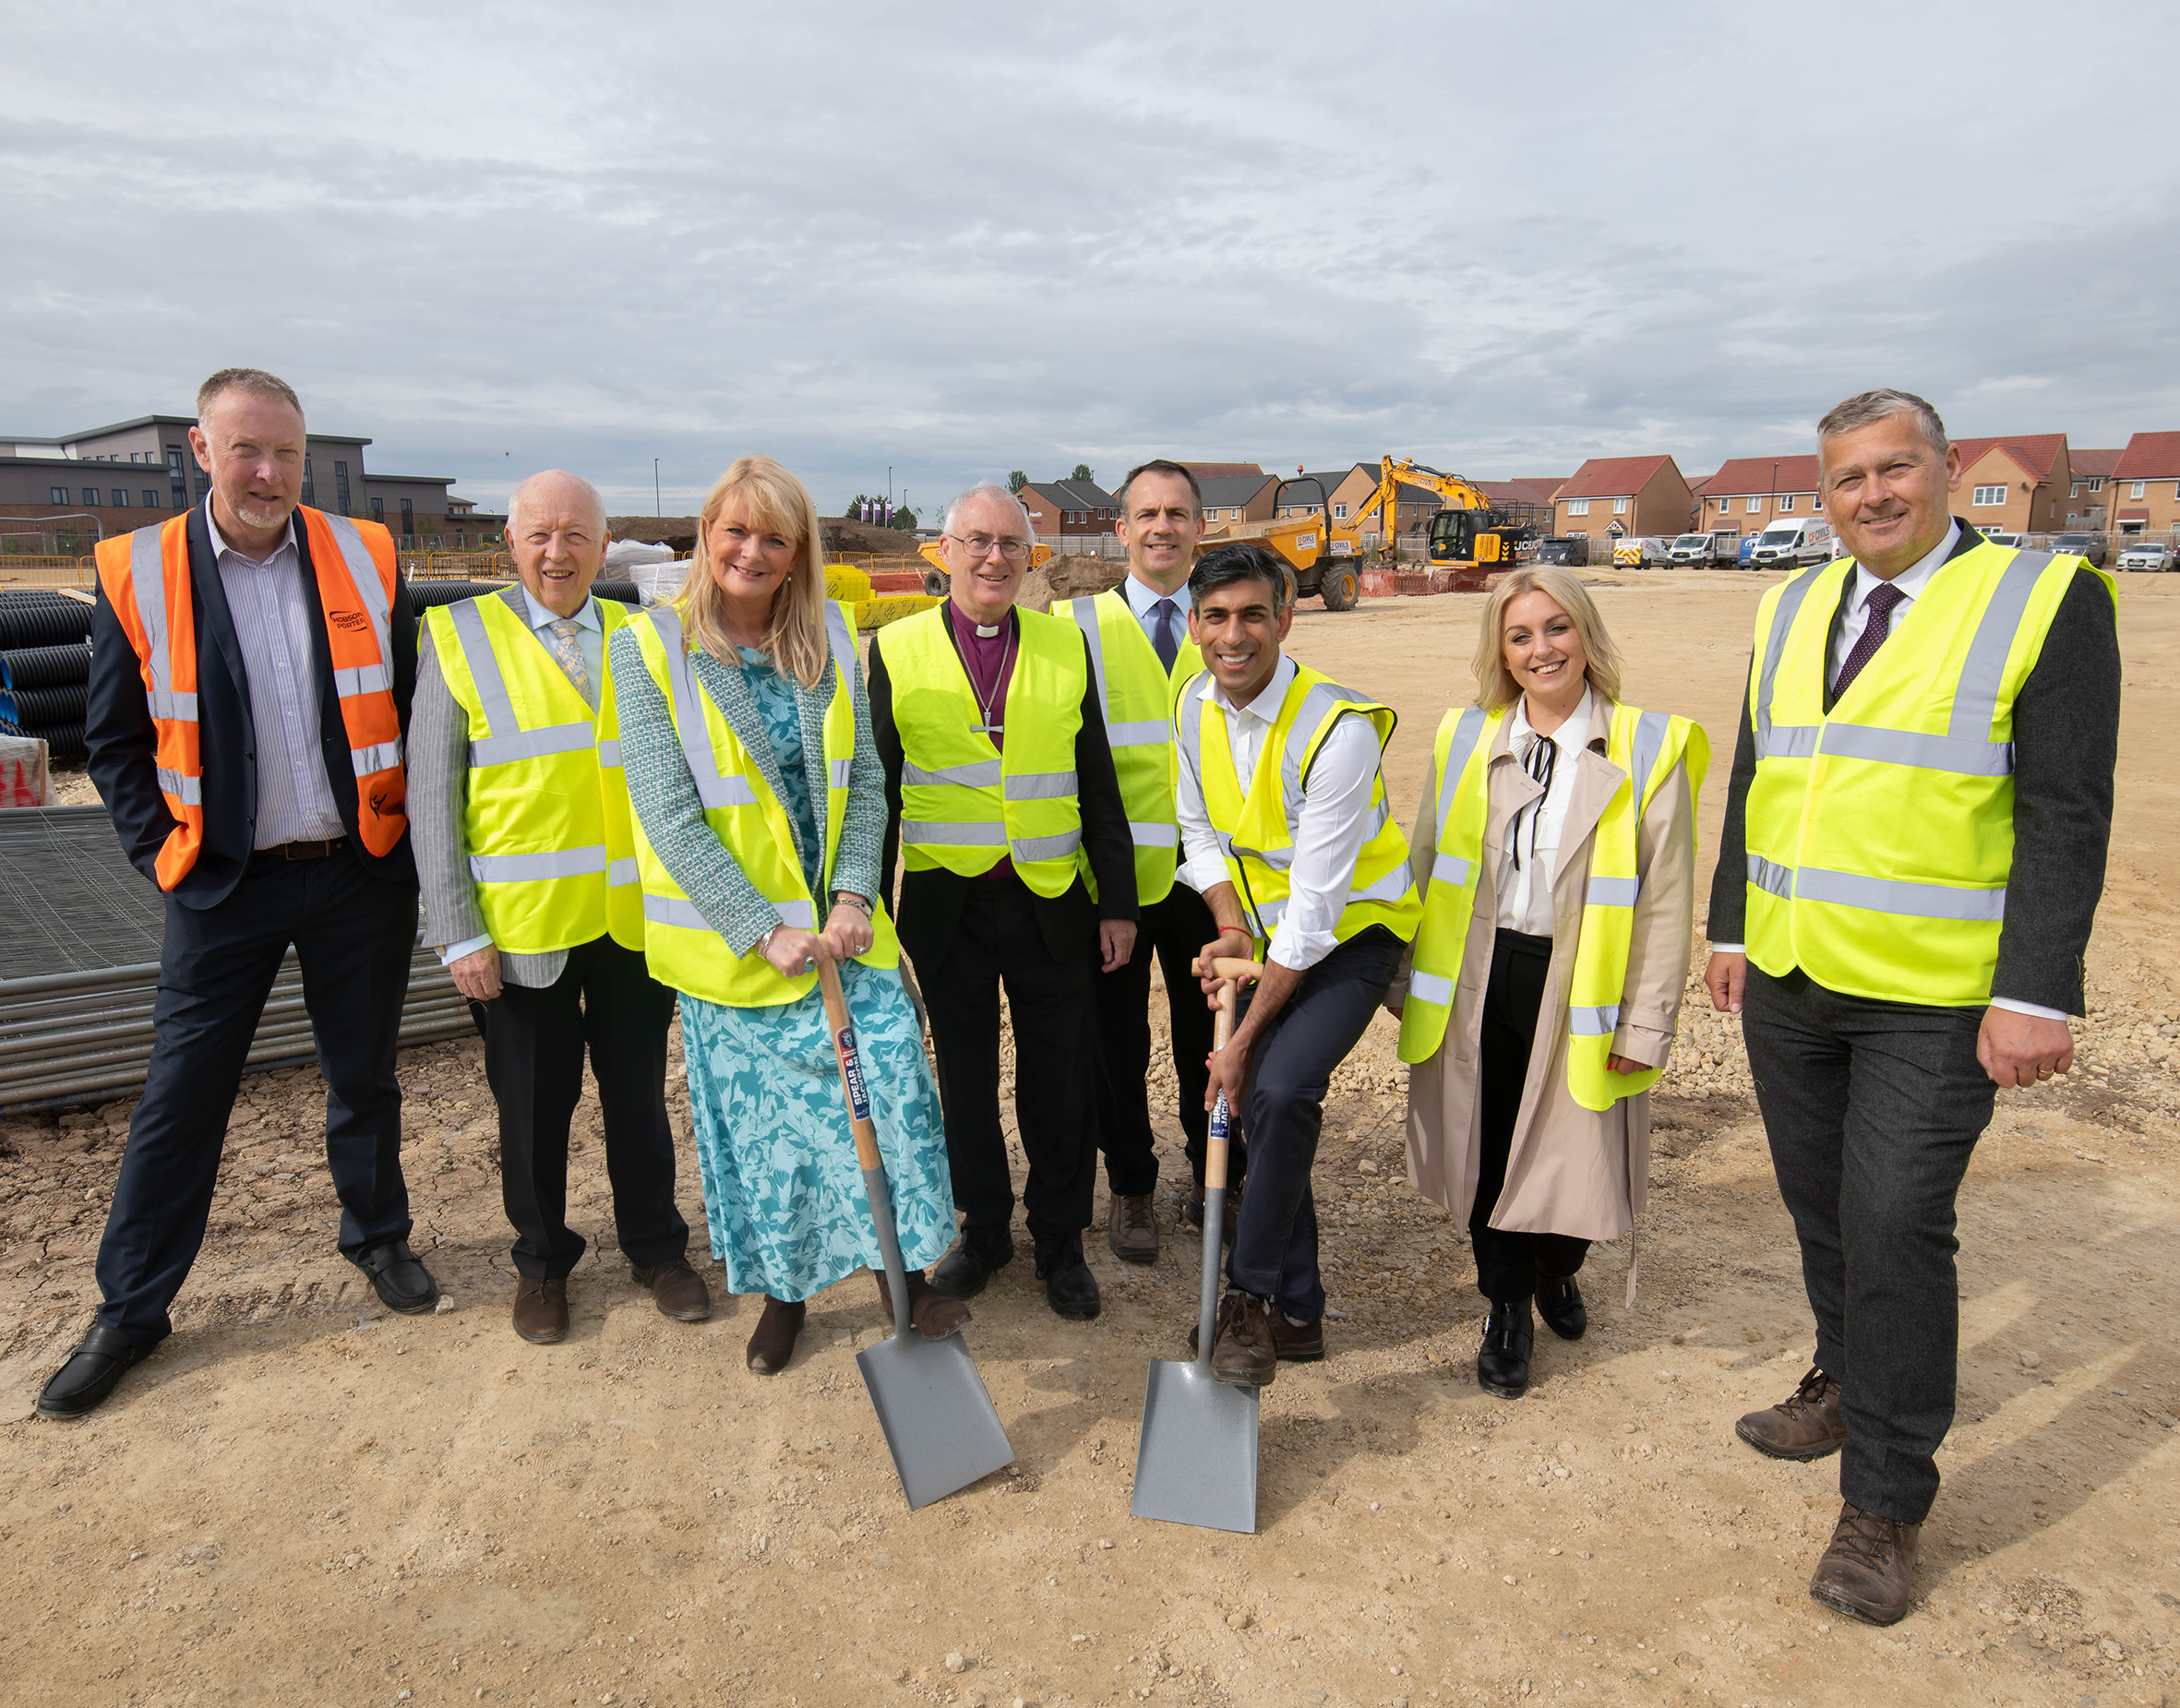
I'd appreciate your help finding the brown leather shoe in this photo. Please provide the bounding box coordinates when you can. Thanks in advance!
[512,1276,569,1344]
[1191,1308,1324,1362]
[1809,1501,1921,1624]
[873,1269,971,1339]
[631,1257,712,1322]
[1736,1365,1846,1460]
[745,1296,805,1374]
[1107,1192,1159,1264]
[1209,1291,1277,1388]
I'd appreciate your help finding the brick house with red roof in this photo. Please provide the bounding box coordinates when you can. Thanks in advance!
[1551,456,1695,542]
[2109,433,2180,540]
[1946,434,2071,535]
[1692,454,1825,543]
[2065,448,2121,529]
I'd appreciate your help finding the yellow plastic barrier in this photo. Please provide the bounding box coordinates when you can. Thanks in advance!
[824,564,874,603]
[854,593,940,630]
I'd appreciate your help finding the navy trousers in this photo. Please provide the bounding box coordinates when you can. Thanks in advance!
[1092,875,1226,1197]
[94,850,419,1344]
[1741,963,1997,1524]
[1226,926,1405,1321]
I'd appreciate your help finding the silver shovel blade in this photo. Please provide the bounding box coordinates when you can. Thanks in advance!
[1130,1356,1260,1534]
[856,1331,1015,1511]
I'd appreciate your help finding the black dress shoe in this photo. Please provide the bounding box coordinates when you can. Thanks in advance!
[1034,1236,1100,1321]
[355,1239,440,1314]
[37,1325,159,1419]
[1537,1272,1587,1341]
[1478,1296,1534,1399]
[929,1231,1013,1301]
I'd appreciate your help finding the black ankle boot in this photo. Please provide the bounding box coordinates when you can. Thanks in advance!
[1033,1235,1100,1320]
[1537,1272,1587,1341]
[1478,1296,1534,1398]
[930,1229,1013,1300]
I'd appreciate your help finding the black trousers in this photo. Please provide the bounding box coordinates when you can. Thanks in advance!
[1092,876,1226,1196]
[1227,926,1405,1320]
[482,934,687,1280]
[95,850,418,1344]
[1472,929,1592,1301]
[924,878,1097,1249]
[1742,963,1996,1524]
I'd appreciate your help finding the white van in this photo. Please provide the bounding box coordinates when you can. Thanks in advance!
[1751,520,1835,568]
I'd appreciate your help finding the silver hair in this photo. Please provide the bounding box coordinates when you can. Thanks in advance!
[507,469,606,539]
[940,482,1036,541]
[1816,388,1949,462]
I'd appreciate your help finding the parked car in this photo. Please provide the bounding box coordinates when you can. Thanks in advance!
[1535,536,1590,567]
[1750,520,1836,568]
[2051,532,2109,567]
[2114,539,2175,571]
[1982,531,2026,549]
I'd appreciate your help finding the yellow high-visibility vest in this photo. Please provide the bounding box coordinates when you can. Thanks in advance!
[425,590,642,955]
[1176,662,1422,955]
[875,603,1090,900]
[1743,541,2112,1006]
[1053,588,1204,906]
[1395,701,1709,1110]
[621,601,899,1008]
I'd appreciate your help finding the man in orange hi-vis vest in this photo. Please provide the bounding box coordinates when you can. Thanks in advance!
[38,368,433,1421]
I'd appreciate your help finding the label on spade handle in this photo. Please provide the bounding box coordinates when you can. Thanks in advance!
[835,1025,871,1123]
[1209,1090,1229,1142]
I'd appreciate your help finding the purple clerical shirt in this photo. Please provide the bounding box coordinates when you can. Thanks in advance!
[942,602,1020,882]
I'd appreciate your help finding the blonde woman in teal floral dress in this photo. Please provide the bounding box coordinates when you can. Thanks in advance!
[609,455,963,1374]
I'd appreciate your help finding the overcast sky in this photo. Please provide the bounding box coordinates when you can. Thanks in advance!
[4,0,2173,520]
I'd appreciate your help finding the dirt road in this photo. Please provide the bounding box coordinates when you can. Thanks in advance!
[4,571,2176,1707]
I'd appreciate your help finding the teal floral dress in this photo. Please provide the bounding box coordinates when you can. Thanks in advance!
[616,635,953,1303]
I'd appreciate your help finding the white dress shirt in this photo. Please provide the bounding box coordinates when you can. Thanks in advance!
[1718,520,2061,1020]
[1177,651,1385,972]
[206,500,348,848]
[1119,570,1192,649]
[1496,688,1592,937]
[437,588,605,967]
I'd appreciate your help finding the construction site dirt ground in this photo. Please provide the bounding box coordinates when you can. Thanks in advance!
[5,569,2178,1708]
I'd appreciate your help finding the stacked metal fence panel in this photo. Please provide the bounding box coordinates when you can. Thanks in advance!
[0,592,93,761]
[0,805,473,1111]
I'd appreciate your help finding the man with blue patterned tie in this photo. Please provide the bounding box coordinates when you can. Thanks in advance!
[412,470,704,1345]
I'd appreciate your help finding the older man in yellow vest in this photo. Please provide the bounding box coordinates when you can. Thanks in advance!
[413,470,704,1346]
[1177,541,1421,1387]
[1707,389,2119,1624]
[869,482,1138,1320]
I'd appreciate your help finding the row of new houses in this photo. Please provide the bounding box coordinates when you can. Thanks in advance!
[1018,433,2180,547]
[0,413,493,550]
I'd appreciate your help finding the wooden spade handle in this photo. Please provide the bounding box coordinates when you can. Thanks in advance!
[1191,954,1265,983]
[1203,979,1238,1192]
[818,960,883,1173]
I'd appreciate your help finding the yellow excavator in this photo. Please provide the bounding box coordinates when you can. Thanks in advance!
[1348,457,1547,573]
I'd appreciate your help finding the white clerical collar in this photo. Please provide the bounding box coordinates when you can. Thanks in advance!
[974,622,1002,638]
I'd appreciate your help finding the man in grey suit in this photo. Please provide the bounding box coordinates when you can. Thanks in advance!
[413,469,706,1344]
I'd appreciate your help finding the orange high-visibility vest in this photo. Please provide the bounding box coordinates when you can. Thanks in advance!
[95,506,409,890]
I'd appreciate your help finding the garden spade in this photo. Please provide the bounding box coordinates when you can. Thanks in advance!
[1130,955,1263,1535]
[820,960,1014,1511]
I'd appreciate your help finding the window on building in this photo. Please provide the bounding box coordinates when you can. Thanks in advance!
[1333,503,1347,519]
[455,531,467,549]
[83,488,100,506]
[1971,484,2006,507]
[1812,494,1823,510]
[49,485,66,504]
[2088,477,2104,492]
[399,497,413,535]
[1746,496,1762,513]
[1611,497,1628,515]
[1779,496,1795,513]
[370,496,385,523]
[300,460,316,508]
[142,489,161,508]
[1567,499,1590,516]
[111,489,129,508]
[2131,480,2148,499]
[334,460,352,514]
[2070,481,2083,497]
[1566,530,1587,538]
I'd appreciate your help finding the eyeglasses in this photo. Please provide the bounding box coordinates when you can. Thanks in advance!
[945,532,1030,562]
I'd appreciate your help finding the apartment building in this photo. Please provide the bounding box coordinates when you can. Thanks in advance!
[1693,454,1824,540]
[1551,456,1696,541]
[2110,433,2180,538]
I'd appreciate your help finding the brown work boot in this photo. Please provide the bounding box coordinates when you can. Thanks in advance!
[873,1268,971,1339]
[511,1276,569,1344]
[1208,1291,1278,1389]
[1191,1308,1324,1362]
[631,1257,713,1322]
[1736,1365,1847,1460]
[745,1295,805,1375]
[1809,1501,1922,1625]
[1107,1192,1159,1264]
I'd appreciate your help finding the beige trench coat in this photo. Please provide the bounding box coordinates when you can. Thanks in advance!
[1395,694,1697,1272]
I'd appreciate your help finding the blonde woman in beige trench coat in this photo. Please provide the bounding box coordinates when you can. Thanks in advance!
[1388,566,1701,1399]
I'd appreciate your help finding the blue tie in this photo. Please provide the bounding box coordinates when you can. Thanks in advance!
[1152,598,1180,674]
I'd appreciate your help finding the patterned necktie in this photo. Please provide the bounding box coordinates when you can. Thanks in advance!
[1831,581,1906,699]
[547,615,593,708]
[1152,597,1180,674]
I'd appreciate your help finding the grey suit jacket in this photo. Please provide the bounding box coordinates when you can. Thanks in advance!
[412,585,586,990]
